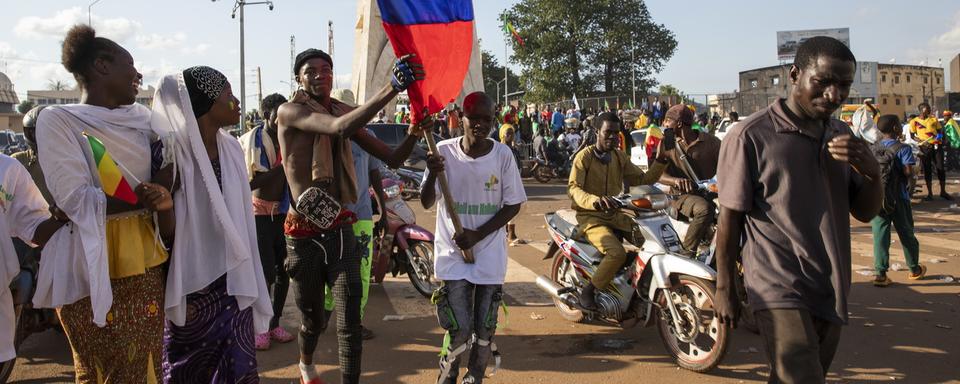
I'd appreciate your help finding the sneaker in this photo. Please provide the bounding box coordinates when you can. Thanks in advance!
[255,332,271,350]
[270,327,296,343]
[361,325,375,340]
[908,264,927,280]
[873,274,891,287]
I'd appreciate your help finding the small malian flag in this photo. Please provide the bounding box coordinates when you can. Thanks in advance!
[378,0,475,123]
[604,99,611,111]
[503,21,525,47]
[84,133,138,205]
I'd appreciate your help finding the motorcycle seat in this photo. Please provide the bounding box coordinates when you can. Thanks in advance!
[550,209,580,239]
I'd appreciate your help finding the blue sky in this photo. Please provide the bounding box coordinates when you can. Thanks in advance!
[2,0,959,107]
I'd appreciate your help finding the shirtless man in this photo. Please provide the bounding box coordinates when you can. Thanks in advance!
[277,48,424,384]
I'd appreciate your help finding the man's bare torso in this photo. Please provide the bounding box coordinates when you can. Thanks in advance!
[279,103,341,204]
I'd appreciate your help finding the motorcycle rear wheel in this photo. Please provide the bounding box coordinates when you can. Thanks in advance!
[0,304,25,383]
[549,247,588,323]
[405,240,438,298]
[656,275,730,373]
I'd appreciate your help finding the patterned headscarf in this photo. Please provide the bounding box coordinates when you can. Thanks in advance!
[183,66,227,118]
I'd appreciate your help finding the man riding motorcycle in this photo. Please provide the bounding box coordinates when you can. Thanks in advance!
[657,104,722,256]
[568,112,675,310]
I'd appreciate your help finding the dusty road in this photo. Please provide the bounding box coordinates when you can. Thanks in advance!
[8,179,960,384]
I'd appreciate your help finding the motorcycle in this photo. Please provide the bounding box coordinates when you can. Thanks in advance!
[394,167,424,201]
[662,178,757,334]
[1,242,61,383]
[536,185,730,372]
[371,177,439,298]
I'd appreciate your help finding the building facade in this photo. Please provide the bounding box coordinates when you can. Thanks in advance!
[726,62,946,119]
[0,71,23,132]
[27,86,156,108]
[950,54,959,92]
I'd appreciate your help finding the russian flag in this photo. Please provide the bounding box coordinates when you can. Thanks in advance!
[377,0,474,123]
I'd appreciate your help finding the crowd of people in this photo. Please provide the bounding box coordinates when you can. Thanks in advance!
[0,23,957,384]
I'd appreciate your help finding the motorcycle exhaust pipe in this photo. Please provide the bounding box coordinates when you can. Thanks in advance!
[536,275,563,298]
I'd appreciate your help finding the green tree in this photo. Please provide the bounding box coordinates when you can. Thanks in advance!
[658,84,694,104]
[481,48,520,104]
[501,0,676,102]
[16,99,35,114]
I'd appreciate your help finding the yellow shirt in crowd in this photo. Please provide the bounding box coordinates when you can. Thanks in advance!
[909,116,941,144]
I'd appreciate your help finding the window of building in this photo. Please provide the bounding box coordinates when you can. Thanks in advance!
[906,74,911,83]
[882,98,887,105]
[881,73,887,82]
[771,76,780,86]
[937,76,941,85]
[907,96,913,105]
[896,98,901,105]
[749,79,758,88]
[894,74,900,84]
[923,75,929,84]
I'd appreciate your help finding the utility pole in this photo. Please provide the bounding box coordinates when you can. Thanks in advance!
[504,41,509,107]
[290,35,296,94]
[631,36,636,109]
[328,21,336,88]
[257,66,263,108]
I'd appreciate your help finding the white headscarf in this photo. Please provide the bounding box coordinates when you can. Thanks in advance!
[151,72,271,332]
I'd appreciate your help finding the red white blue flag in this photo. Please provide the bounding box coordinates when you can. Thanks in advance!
[377,0,474,123]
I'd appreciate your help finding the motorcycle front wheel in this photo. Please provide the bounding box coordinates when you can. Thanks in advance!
[0,304,25,383]
[656,275,729,373]
[405,240,439,298]
[533,165,553,183]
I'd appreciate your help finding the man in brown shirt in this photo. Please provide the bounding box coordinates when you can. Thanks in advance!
[714,37,881,384]
[658,104,721,254]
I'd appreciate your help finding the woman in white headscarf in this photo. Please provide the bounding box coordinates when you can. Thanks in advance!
[34,25,174,383]
[151,66,271,383]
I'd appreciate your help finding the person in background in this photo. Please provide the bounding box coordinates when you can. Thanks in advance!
[500,124,524,245]
[36,24,175,382]
[551,107,565,136]
[447,104,462,138]
[240,93,297,351]
[373,110,386,124]
[909,102,951,200]
[634,109,650,131]
[658,104,721,256]
[396,106,408,124]
[870,115,924,287]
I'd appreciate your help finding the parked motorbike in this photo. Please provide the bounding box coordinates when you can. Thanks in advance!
[371,177,438,298]
[536,185,730,372]
[1,242,61,383]
[394,167,424,201]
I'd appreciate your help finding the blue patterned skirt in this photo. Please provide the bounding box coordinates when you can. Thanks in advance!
[162,276,259,383]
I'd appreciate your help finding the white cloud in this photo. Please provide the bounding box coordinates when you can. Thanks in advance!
[14,7,141,42]
[135,32,187,50]
[138,61,180,88]
[181,44,210,56]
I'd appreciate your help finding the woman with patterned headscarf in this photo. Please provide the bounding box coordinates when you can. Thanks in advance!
[151,66,272,382]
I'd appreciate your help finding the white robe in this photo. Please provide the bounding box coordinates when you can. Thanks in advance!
[152,74,272,332]
[0,155,50,361]
[33,103,155,326]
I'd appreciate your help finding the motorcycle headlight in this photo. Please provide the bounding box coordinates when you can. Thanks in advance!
[384,184,401,199]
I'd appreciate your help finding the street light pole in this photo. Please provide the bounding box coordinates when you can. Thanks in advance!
[631,36,636,109]
[88,0,102,26]
[217,0,274,133]
[496,78,506,104]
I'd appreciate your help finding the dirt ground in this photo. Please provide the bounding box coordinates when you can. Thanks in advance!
[8,176,960,384]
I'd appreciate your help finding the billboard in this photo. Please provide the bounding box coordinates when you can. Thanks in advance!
[776,28,850,61]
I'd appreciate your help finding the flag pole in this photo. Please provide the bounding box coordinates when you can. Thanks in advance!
[422,124,475,264]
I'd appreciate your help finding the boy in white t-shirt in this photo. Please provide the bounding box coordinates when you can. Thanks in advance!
[0,154,67,364]
[421,92,526,384]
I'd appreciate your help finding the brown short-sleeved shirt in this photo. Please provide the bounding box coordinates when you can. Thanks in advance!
[717,99,864,324]
[666,131,721,181]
